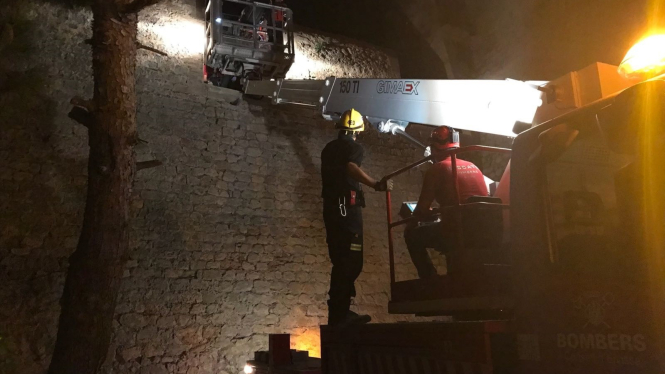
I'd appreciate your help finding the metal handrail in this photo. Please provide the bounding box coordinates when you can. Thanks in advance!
[389,215,427,229]
[383,145,511,181]
[384,145,512,285]
[210,0,295,56]
[384,155,434,180]
[223,19,289,33]
[223,0,291,12]
[389,203,509,230]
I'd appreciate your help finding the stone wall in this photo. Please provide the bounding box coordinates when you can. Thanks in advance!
[287,27,400,80]
[393,0,475,79]
[0,1,427,374]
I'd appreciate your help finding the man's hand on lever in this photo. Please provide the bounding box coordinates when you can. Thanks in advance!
[373,178,393,192]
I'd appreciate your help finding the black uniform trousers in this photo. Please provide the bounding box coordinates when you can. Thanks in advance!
[404,221,451,279]
[323,201,363,324]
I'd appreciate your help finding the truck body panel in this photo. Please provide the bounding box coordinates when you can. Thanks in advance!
[321,322,513,374]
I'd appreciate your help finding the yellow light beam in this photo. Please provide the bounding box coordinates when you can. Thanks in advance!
[619,34,665,78]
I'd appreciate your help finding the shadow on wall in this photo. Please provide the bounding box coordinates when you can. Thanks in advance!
[245,100,330,357]
[245,100,320,196]
[0,2,89,373]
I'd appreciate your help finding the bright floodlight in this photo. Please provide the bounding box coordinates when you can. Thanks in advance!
[243,364,254,374]
[139,18,204,57]
[619,34,665,78]
[215,17,222,24]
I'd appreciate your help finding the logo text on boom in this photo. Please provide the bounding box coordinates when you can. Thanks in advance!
[377,80,420,95]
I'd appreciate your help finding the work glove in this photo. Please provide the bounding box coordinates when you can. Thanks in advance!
[374,179,393,192]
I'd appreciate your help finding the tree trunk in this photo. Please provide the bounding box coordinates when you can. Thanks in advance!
[48,2,141,373]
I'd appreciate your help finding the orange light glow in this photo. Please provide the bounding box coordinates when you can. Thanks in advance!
[291,328,321,358]
[619,34,665,78]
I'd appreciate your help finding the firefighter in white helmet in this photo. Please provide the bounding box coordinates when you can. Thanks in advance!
[320,109,393,326]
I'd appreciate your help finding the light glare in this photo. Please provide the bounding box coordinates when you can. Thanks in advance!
[243,364,253,374]
[619,34,665,78]
[139,17,204,57]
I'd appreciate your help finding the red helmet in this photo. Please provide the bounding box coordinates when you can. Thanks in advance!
[430,126,460,150]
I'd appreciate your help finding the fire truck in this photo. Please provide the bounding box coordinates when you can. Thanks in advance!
[243,35,665,374]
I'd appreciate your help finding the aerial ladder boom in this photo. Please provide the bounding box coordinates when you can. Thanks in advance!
[244,77,546,139]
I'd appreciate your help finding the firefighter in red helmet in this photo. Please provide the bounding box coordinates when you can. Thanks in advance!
[404,126,489,279]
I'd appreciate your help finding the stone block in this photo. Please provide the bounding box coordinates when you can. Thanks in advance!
[120,313,148,330]
[140,364,168,374]
[252,281,270,294]
[136,326,159,343]
[119,346,142,362]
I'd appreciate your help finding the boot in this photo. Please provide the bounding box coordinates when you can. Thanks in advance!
[328,300,371,327]
[327,300,346,327]
[344,310,371,325]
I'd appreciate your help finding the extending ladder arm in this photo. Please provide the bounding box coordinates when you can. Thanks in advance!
[244,77,545,138]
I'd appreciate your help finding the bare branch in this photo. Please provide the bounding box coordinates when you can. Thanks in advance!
[129,133,149,146]
[68,107,93,128]
[136,160,163,171]
[68,96,95,128]
[136,42,168,56]
[120,0,162,14]
[71,96,96,112]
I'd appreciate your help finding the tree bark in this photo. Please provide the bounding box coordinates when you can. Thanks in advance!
[47,1,153,373]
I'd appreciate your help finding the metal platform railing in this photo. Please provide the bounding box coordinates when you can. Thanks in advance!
[205,0,295,78]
